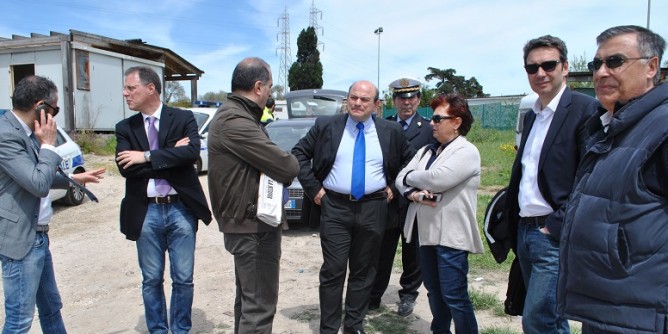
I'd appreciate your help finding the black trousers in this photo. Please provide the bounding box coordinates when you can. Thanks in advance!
[370,216,422,304]
[318,194,388,334]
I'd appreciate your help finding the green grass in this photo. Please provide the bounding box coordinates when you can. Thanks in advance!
[480,326,522,334]
[470,288,500,311]
[70,130,117,155]
[364,312,418,334]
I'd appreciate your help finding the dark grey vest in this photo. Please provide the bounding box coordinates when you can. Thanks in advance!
[559,91,668,333]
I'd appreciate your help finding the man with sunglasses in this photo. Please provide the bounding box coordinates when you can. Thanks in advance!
[558,25,668,334]
[0,75,105,333]
[368,78,434,316]
[504,35,596,334]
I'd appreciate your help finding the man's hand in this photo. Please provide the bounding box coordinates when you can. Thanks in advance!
[175,137,190,147]
[314,187,326,205]
[116,151,147,169]
[385,186,394,202]
[539,226,551,235]
[71,168,106,184]
[33,109,57,146]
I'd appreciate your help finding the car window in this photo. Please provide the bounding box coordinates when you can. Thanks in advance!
[55,130,66,147]
[287,96,342,118]
[193,112,210,132]
[266,124,314,152]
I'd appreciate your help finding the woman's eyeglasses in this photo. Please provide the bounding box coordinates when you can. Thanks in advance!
[587,55,651,72]
[431,115,457,123]
[524,60,561,75]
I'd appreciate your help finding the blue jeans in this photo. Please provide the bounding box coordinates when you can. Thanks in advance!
[137,202,197,334]
[517,222,569,334]
[420,245,478,334]
[0,232,66,334]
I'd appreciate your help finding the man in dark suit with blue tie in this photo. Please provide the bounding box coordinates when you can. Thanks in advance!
[115,66,211,334]
[504,35,597,333]
[292,80,415,334]
[0,75,104,333]
[369,78,435,316]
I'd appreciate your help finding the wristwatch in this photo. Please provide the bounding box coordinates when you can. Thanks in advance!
[144,151,151,162]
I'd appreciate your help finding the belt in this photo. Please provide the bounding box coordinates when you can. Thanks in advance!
[521,215,549,227]
[147,195,180,204]
[326,189,386,202]
[35,225,49,233]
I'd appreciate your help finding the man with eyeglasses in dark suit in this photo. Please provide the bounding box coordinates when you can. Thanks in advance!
[503,35,596,334]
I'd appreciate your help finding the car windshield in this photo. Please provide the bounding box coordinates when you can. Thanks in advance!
[289,97,341,117]
[266,122,313,152]
[192,111,210,132]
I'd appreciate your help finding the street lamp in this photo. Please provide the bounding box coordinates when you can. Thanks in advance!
[374,27,383,89]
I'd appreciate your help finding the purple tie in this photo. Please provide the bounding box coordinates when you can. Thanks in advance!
[147,116,172,196]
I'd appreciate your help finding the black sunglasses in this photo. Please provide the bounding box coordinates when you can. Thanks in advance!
[587,55,651,72]
[431,115,457,123]
[42,101,60,117]
[524,60,561,74]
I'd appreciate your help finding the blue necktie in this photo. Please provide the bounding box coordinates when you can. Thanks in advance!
[351,122,365,200]
[147,117,172,196]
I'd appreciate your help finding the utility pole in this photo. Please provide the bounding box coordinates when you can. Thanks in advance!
[374,27,383,89]
[309,0,325,52]
[276,7,292,93]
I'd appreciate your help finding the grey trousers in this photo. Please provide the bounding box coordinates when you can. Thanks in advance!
[224,230,282,334]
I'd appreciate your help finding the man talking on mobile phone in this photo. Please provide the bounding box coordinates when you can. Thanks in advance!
[0,75,105,333]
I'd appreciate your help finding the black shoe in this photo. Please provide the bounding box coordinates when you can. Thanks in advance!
[343,328,366,334]
[397,299,415,317]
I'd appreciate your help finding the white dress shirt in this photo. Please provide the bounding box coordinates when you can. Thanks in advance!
[518,85,567,217]
[323,116,386,194]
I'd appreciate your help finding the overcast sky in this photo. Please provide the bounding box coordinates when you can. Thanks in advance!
[2,0,667,98]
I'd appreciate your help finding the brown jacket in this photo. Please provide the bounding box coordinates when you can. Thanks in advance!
[207,94,298,233]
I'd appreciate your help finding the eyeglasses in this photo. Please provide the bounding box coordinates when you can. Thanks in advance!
[122,84,143,92]
[431,115,457,123]
[42,101,60,117]
[587,55,651,72]
[524,60,561,74]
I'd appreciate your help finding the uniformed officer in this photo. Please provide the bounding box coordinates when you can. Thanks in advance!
[369,77,436,316]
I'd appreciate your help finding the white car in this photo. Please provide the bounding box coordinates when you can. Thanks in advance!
[189,107,218,173]
[0,108,87,205]
[49,127,87,205]
[515,93,538,149]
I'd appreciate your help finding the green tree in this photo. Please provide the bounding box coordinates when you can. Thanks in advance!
[199,90,228,103]
[164,81,186,103]
[288,27,323,90]
[272,85,285,100]
[569,53,594,89]
[424,67,488,98]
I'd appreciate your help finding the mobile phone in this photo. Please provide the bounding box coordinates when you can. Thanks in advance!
[423,194,443,202]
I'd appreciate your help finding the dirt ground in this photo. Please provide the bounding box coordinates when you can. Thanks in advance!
[1,154,525,333]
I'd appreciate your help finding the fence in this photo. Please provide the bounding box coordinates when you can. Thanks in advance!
[383,102,518,130]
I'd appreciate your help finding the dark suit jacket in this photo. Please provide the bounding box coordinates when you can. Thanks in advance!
[292,114,415,229]
[504,89,597,247]
[115,105,211,241]
[386,114,437,229]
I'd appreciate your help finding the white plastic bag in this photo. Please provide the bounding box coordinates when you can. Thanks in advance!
[256,173,283,227]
